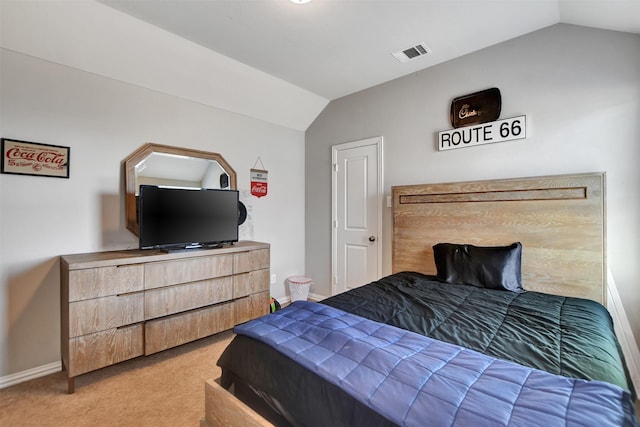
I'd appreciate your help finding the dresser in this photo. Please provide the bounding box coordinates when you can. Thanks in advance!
[60,241,269,393]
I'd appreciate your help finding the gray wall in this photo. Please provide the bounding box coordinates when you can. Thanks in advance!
[306,24,640,343]
[0,49,306,378]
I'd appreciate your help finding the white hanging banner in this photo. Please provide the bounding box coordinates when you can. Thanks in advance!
[250,157,268,198]
[438,115,527,151]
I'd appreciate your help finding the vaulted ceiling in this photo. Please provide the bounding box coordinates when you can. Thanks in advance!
[3,1,639,130]
[101,0,640,100]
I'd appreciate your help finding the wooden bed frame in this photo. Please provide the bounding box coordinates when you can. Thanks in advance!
[202,172,606,426]
[201,379,271,427]
[393,172,606,303]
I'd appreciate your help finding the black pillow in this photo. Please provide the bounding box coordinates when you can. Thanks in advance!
[433,242,523,292]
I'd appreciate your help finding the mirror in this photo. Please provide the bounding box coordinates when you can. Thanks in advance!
[124,143,237,236]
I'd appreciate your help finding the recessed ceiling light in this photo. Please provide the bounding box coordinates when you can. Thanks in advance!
[290,0,312,4]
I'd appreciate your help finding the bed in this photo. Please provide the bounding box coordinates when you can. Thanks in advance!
[204,172,638,426]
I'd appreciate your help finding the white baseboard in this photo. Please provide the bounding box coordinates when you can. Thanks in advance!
[607,268,640,395]
[0,361,62,390]
[308,292,326,302]
[276,292,326,306]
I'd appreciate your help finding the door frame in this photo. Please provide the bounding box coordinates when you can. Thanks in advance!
[331,136,384,296]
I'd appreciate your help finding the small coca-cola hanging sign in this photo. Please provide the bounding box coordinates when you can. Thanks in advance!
[250,157,268,198]
[250,168,268,198]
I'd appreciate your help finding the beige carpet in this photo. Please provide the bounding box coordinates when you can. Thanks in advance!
[0,330,234,427]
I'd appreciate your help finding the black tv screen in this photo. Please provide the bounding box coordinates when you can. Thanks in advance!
[138,185,239,250]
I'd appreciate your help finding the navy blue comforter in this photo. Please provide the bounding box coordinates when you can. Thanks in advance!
[234,301,637,427]
[323,272,634,396]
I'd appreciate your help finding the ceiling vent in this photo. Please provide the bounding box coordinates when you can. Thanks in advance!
[392,42,431,63]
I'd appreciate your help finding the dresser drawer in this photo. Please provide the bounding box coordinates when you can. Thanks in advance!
[233,249,269,274]
[144,276,233,319]
[67,324,144,377]
[68,265,143,302]
[69,293,144,338]
[145,302,235,355]
[144,254,233,290]
[60,242,270,392]
[234,291,269,325]
[233,269,270,299]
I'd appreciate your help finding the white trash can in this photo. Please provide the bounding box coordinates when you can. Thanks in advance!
[287,275,312,302]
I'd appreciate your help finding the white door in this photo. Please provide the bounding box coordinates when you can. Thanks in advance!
[332,137,383,295]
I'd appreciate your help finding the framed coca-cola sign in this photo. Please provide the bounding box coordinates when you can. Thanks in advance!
[1,138,70,178]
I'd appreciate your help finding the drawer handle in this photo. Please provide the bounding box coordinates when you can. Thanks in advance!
[116,290,144,297]
[117,322,143,330]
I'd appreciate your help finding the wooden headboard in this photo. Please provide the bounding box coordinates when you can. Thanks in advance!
[392,173,606,303]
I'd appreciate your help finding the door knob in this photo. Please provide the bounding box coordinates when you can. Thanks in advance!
[369,236,376,242]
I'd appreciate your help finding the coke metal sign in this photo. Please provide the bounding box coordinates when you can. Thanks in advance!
[250,168,268,198]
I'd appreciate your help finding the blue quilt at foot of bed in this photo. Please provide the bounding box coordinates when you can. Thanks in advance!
[234,301,638,427]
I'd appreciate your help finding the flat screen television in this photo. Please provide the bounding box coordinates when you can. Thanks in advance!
[138,185,239,251]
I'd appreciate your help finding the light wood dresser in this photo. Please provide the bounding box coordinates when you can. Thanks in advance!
[60,241,269,393]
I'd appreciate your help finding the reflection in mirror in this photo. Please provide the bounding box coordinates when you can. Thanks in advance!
[124,143,236,236]
[135,153,229,193]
